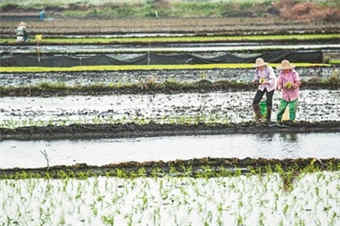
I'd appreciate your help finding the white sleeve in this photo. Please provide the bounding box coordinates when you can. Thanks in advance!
[268,66,277,87]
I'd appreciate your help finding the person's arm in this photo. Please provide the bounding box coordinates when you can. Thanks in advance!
[16,27,23,36]
[277,74,283,90]
[264,66,275,86]
[253,70,260,87]
[292,70,301,88]
[253,70,259,82]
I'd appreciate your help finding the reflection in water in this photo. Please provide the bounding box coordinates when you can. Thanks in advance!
[255,132,301,156]
[279,133,298,142]
[256,133,298,143]
[256,133,274,142]
[279,133,300,154]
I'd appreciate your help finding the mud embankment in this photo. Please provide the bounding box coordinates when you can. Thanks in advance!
[0,157,338,179]
[0,67,335,88]
[0,80,338,97]
[1,121,340,140]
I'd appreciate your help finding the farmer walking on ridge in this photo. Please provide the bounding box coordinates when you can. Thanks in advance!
[276,59,301,123]
[252,58,276,123]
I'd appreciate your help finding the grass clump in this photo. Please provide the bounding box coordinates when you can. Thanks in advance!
[38,82,67,90]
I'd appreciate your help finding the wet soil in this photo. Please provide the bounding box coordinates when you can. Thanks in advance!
[0,67,334,90]
[0,81,338,98]
[0,90,338,126]
[0,80,338,97]
[1,121,340,141]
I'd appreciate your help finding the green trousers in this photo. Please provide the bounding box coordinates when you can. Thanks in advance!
[276,99,298,121]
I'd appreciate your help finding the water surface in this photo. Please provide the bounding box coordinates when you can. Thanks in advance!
[1,132,339,169]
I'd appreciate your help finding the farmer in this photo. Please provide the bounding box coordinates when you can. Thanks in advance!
[16,22,28,42]
[276,59,301,123]
[252,58,276,123]
[40,9,46,21]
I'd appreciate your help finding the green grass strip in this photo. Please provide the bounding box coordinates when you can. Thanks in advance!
[329,59,340,64]
[2,33,340,44]
[0,63,330,73]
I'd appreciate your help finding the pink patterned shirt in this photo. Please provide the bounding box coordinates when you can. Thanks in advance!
[254,66,276,92]
[277,69,301,101]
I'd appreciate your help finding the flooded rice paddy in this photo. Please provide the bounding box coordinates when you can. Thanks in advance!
[0,36,339,226]
[0,90,338,128]
[0,45,339,226]
[5,173,340,226]
[1,21,339,226]
[0,172,339,226]
[1,132,340,169]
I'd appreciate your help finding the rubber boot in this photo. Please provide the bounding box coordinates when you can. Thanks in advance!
[252,104,263,122]
[266,106,272,123]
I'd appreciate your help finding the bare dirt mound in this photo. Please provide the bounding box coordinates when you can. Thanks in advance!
[274,0,340,22]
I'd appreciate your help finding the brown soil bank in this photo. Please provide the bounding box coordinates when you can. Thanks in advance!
[0,158,338,179]
[1,121,340,140]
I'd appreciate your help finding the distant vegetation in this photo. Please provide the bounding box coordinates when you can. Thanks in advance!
[0,0,339,21]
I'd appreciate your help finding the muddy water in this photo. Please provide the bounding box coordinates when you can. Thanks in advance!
[0,132,339,169]
[0,90,338,127]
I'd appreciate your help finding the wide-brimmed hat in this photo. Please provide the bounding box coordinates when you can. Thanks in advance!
[277,60,295,70]
[19,22,27,27]
[254,58,268,67]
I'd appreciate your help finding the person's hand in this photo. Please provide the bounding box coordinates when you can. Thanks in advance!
[284,82,293,89]
[292,83,299,89]
[259,78,265,84]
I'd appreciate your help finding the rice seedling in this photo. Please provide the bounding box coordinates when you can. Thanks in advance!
[1,160,336,225]
[0,112,232,129]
